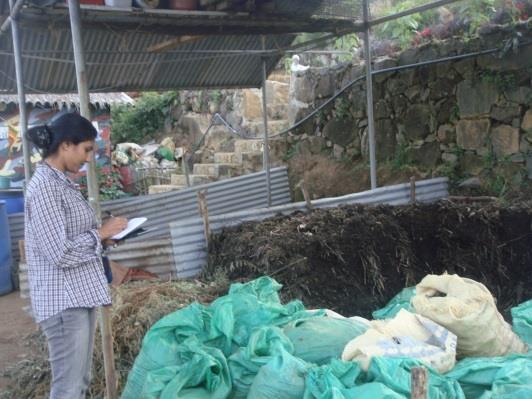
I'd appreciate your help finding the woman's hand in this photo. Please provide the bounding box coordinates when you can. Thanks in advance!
[98,217,128,240]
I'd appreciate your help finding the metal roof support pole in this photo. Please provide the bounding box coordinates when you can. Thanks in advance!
[261,35,272,207]
[8,0,32,185]
[0,0,24,37]
[67,2,117,399]
[363,0,377,189]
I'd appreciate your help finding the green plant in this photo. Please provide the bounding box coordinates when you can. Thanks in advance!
[391,143,411,171]
[333,96,352,120]
[438,161,462,183]
[78,168,130,201]
[485,173,508,196]
[283,142,300,161]
[450,104,461,123]
[111,91,179,144]
[210,90,222,105]
[333,34,361,63]
[480,70,517,92]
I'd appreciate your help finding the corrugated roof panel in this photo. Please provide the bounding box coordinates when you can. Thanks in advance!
[1,27,295,93]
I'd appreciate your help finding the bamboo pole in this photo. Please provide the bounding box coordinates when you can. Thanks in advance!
[261,35,272,207]
[8,0,32,186]
[67,1,117,398]
[197,190,210,245]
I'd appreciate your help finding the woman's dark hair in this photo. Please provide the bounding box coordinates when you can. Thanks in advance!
[27,112,97,158]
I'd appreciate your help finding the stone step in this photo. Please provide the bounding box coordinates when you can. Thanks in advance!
[239,151,263,172]
[192,163,240,178]
[170,174,216,186]
[268,73,290,84]
[214,152,237,164]
[234,139,264,156]
[243,120,289,136]
[148,184,186,195]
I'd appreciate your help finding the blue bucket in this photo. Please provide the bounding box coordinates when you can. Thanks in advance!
[0,200,13,296]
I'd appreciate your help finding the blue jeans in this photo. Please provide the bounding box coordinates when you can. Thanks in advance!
[40,308,97,399]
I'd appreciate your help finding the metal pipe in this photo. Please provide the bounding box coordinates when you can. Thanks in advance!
[261,35,272,207]
[0,0,24,37]
[67,2,117,399]
[363,0,377,190]
[370,0,462,27]
[269,39,532,140]
[9,0,32,186]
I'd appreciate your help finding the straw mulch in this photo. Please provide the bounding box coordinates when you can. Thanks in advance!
[1,279,228,399]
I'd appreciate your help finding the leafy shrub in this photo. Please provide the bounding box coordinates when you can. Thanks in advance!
[111,91,179,144]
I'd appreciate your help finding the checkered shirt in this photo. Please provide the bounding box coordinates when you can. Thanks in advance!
[25,163,111,323]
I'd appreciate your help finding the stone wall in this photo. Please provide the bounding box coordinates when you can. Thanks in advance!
[288,23,532,184]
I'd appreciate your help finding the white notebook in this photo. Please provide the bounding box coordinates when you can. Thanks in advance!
[111,217,147,240]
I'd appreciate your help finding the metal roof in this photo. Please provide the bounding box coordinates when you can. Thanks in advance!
[0,1,361,94]
[0,92,134,107]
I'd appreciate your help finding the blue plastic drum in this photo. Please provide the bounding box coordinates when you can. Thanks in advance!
[0,200,13,295]
[0,190,24,214]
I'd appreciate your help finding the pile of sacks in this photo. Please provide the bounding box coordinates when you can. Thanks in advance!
[120,275,532,399]
[112,138,186,169]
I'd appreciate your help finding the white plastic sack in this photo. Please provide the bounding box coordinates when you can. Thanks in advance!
[412,274,528,358]
[342,309,457,373]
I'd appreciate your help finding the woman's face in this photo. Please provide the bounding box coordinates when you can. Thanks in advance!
[62,140,95,173]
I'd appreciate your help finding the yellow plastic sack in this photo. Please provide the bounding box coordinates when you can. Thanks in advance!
[412,274,528,358]
[341,309,457,373]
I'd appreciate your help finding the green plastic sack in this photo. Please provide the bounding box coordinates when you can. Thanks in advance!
[365,357,465,399]
[228,326,294,398]
[247,347,310,399]
[372,287,415,320]
[446,354,532,398]
[121,277,319,399]
[304,359,404,399]
[140,337,231,399]
[157,146,174,161]
[283,317,368,365]
[511,299,532,346]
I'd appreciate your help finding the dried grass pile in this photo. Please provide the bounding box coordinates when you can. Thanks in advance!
[1,279,228,399]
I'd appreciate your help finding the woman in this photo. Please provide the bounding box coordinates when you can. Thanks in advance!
[25,112,127,399]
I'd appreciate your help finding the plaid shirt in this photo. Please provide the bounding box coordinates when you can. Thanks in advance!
[25,163,110,323]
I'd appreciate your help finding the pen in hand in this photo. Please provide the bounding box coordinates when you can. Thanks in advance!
[98,211,128,245]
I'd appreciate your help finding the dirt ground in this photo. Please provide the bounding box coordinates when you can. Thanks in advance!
[0,291,36,392]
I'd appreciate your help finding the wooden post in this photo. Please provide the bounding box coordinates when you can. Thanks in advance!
[410,176,416,204]
[183,151,191,187]
[298,180,313,210]
[197,190,210,245]
[411,367,428,399]
[67,1,117,398]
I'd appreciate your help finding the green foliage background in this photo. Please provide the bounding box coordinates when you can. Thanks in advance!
[111,91,179,144]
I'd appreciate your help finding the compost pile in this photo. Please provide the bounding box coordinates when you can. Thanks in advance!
[205,201,532,318]
[0,279,228,399]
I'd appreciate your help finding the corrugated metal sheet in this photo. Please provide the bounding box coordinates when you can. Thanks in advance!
[106,238,175,279]
[170,177,449,278]
[0,92,134,107]
[7,211,24,265]
[101,167,291,241]
[7,168,290,277]
[0,27,295,93]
